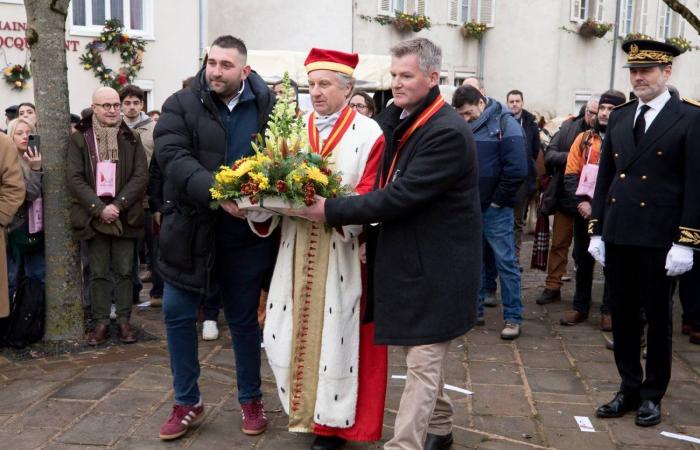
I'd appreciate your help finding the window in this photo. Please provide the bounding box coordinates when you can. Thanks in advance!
[448,0,473,24]
[571,0,588,22]
[440,71,449,85]
[69,0,153,38]
[453,72,476,87]
[448,0,494,25]
[574,92,593,116]
[657,2,672,39]
[571,0,607,22]
[638,0,649,34]
[619,0,634,35]
[132,79,154,110]
[594,0,605,21]
[378,0,426,15]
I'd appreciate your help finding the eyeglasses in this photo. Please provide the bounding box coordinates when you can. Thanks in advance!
[94,103,122,111]
[349,103,368,110]
[586,109,598,116]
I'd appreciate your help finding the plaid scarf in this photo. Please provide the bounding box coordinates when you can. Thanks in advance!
[92,114,119,162]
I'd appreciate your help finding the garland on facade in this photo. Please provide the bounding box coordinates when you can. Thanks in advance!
[666,36,693,53]
[3,63,31,91]
[624,32,654,41]
[79,19,146,90]
[460,21,488,40]
[359,11,431,32]
[578,20,613,38]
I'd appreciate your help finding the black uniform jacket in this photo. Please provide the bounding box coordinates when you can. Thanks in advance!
[325,86,482,346]
[589,94,700,250]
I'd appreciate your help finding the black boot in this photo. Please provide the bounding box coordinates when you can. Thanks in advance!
[311,435,346,450]
[424,432,453,450]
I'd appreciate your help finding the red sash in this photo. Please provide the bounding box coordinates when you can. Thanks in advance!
[379,96,445,187]
[308,106,356,159]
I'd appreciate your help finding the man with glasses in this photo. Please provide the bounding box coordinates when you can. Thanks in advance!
[67,86,148,345]
[536,95,599,306]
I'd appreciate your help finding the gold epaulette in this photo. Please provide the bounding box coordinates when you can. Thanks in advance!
[682,97,700,108]
[613,99,636,110]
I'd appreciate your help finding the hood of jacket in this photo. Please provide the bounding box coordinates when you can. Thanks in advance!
[469,97,514,140]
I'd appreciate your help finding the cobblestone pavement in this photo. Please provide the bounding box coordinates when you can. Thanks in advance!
[0,241,698,449]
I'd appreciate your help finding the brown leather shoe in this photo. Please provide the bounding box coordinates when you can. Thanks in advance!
[87,324,110,346]
[118,322,138,344]
[682,323,692,335]
[600,314,613,332]
[560,310,588,326]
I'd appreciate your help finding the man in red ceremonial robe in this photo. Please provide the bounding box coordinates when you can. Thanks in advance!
[251,48,387,450]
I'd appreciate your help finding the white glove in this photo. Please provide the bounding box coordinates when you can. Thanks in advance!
[588,235,605,267]
[247,210,273,223]
[665,244,694,277]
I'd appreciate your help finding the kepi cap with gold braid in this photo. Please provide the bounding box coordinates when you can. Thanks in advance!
[622,39,681,68]
[304,48,359,75]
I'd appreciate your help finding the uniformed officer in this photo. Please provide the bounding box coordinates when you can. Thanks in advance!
[587,39,700,427]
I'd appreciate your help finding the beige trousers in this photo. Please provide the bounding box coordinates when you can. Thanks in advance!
[385,341,453,450]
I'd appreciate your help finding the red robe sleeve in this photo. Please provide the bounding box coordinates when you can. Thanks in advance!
[354,135,385,195]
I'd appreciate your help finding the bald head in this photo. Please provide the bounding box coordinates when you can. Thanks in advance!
[92,87,121,127]
[462,77,485,95]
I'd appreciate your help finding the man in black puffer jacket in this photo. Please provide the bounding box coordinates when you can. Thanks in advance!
[154,35,277,441]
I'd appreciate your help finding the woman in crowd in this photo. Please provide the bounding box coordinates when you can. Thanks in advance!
[348,91,375,118]
[17,103,38,126]
[6,118,44,300]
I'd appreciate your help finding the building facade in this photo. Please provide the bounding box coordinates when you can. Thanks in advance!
[208,0,700,117]
[0,0,201,113]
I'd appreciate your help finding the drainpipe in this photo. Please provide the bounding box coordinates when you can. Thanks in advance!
[199,0,208,64]
[610,0,622,89]
[477,34,485,84]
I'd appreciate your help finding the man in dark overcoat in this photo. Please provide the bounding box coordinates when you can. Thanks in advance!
[588,39,700,427]
[295,37,481,450]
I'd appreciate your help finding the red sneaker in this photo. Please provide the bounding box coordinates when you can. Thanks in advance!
[159,403,204,440]
[241,399,268,435]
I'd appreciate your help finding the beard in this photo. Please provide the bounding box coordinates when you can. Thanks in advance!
[595,119,607,133]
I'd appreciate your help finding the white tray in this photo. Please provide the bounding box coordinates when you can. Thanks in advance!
[235,196,296,214]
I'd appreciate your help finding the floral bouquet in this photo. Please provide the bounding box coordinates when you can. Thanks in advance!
[209,73,351,213]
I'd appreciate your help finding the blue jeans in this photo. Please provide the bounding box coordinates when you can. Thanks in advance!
[482,241,498,293]
[478,207,523,323]
[163,243,271,406]
[8,249,45,300]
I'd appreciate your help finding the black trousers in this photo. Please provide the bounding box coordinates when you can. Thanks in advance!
[677,252,700,331]
[606,243,673,402]
[572,215,610,315]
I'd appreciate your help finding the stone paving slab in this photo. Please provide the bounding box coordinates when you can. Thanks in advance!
[0,241,697,449]
[54,412,139,446]
[6,398,93,429]
[0,378,61,414]
[0,427,58,450]
[50,378,122,401]
[524,368,586,395]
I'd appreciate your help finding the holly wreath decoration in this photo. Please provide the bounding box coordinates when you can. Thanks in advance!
[3,63,31,91]
[79,19,146,89]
